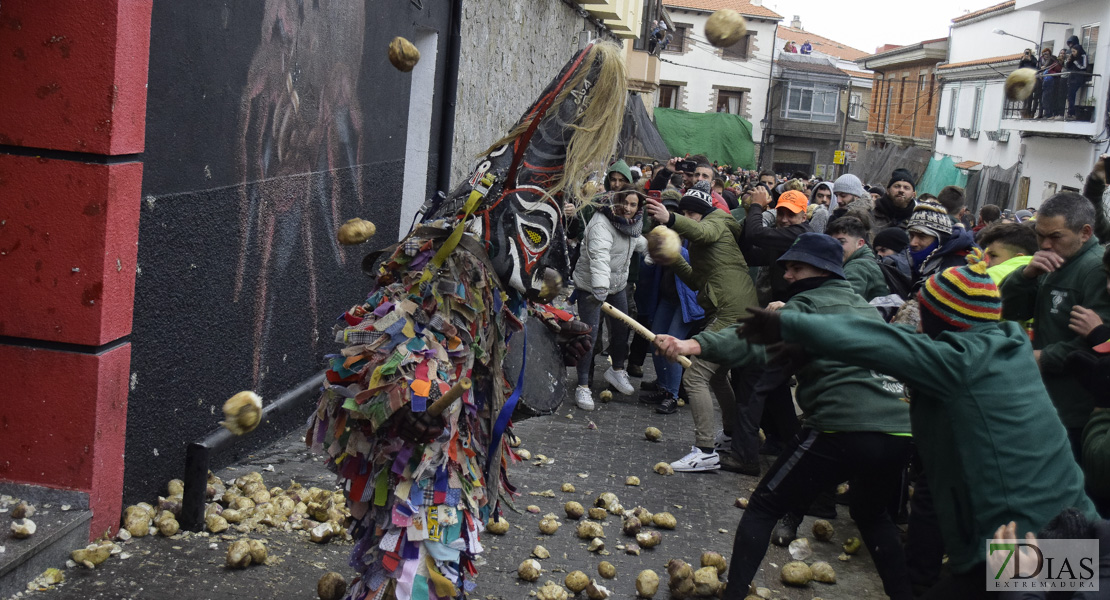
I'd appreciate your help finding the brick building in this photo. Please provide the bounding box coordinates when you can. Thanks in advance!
[857,38,949,147]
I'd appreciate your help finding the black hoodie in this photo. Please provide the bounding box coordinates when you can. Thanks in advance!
[1065,35,1089,73]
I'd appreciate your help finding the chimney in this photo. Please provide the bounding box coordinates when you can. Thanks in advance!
[751,0,762,5]
[791,15,802,29]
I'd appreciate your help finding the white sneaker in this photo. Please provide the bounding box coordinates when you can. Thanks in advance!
[575,386,595,411]
[604,368,635,395]
[713,431,732,452]
[670,446,720,472]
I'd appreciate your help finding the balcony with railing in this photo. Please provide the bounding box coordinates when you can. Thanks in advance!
[1000,72,1105,137]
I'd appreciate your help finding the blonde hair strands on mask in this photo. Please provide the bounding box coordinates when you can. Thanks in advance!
[479,41,628,208]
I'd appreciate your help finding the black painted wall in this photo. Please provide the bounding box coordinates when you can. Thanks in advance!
[125,0,451,503]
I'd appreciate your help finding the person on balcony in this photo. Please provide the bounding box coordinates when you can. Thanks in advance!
[1064,35,1091,121]
[1038,48,1062,119]
[1055,48,1071,118]
[1019,49,1039,118]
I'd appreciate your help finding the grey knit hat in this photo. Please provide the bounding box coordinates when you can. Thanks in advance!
[832,174,866,199]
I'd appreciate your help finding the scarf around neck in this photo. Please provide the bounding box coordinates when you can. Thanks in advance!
[600,204,644,238]
[786,275,831,299]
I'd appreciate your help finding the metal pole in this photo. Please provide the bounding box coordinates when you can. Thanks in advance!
[838,79,853,178]
[180,371,326,531]
[434,0,463,194]
[759,23,779,170]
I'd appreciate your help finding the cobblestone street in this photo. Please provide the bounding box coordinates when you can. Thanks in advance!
[22,364,889,600]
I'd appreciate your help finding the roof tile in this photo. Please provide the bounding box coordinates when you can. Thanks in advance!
[952,1,1015,24]
[938,53,1022,70]
[777,26,869,61]
[664,0,783,19]
[777,54,849,77]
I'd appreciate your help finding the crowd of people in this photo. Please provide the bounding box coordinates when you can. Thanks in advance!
[560,152,1110,598]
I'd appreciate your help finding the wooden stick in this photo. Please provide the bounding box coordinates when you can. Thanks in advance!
[601,302,693,368]
[426,377,472,417]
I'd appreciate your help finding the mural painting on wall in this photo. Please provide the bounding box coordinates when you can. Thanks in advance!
[232,0,367,386]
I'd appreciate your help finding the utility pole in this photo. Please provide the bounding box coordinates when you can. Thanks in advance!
[837,78,853,178]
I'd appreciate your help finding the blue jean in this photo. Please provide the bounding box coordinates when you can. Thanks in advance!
[649,298,693,397]
[1040,76,1056,117]
[1066,73,1086,116]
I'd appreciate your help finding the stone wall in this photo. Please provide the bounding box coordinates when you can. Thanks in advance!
[452,0,605,184]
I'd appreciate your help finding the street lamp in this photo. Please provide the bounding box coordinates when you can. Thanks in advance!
[992,29,1039,51]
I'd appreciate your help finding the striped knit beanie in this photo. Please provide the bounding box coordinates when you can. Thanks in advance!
[907,200,953,240]
[916,255,1001,330]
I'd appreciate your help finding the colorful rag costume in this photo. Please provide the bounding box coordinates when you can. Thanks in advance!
[306,41,628,600]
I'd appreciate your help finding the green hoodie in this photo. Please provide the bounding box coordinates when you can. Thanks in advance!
[779,312,1097,574]
[608,159,633,187]
[694,279,910,434]
[669,210,756,323]
[843,245,889,300]
[1000,237,1110,428]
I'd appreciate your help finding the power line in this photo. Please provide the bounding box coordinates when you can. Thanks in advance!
[656,27,780,79]
[657,56,773,80]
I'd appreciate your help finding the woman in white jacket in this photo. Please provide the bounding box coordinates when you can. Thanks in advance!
[571,189,648,410]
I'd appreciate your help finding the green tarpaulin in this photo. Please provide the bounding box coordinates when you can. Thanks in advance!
[917,155,968,197]
[653,108,756,170]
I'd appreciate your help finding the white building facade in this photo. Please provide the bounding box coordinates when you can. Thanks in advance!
[1008,0,1107,205]
[656,0,782,153]
[934,0,1108,209]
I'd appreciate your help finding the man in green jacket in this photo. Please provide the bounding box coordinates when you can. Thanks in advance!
[736,261,1098,597]
[1000,192,1110,456]
[655,233,913,599]
[645,181,758,468]
[826,216,890,300]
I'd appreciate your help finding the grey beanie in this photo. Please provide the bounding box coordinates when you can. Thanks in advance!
[832,174,866,199]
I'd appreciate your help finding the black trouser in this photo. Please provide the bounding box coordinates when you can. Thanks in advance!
[907,451,946,592]
[723,429,914,600]
[758,380,801,449]
[728,366,800,462]
[628,313,653,368]
[919,562,1000,599]
[728,366,763,462]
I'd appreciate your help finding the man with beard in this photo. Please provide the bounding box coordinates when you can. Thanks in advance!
[871,168,918,238]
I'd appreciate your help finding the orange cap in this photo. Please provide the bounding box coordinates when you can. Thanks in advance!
[776,190,808,214]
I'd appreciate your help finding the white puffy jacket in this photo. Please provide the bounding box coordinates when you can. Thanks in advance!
[572,212,647,296]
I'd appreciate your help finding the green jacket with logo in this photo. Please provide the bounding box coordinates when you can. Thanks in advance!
[779,312,1096,574]
[669,210,757,323]
[1000,238,1110,428]
[843,245,889,300]
[694,278,910,434]
[1084,410,1110,500]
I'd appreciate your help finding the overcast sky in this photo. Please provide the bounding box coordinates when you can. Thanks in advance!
[765,0,992,55]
